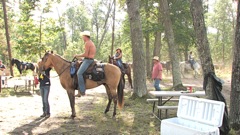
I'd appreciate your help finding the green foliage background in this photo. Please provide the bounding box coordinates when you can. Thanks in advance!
[0,0,235,66]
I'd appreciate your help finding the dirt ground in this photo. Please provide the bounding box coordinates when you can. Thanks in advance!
[0,71,233,135]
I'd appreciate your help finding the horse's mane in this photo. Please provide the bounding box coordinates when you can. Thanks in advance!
[11,58,21,65]
[53,54,71,64]
[11,58,20,62]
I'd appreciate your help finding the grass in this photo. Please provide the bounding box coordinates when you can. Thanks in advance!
[0,88,16,97]
[1,70,239,134]
[76,91,161,135]
[77,88,239,135]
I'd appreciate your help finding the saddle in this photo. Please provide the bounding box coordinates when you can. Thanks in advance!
[70,60,105,89]
[20,62,32,70]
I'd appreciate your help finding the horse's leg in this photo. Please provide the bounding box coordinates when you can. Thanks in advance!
[106,84,118,118]
[122,74,125,89]
[66,89,76,119]
[127,67,133,88]
[103,84,112,114]
[113,96,117,118]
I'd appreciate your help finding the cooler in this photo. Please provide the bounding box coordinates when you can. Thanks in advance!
[161,95,225,135]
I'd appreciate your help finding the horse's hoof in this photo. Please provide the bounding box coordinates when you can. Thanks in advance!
[104,110,109,114]
[70,115,76,119]
[112,115,116,119]
[75,93,81,97]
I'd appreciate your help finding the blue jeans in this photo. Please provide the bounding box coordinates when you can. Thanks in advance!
[116,60,122,68]
[40,86,50,114]
[77,59,94,93]
[154,79,161,91]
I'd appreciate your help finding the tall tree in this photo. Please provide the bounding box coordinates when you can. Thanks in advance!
[144,0,151,78]
[56,7,67,51]
[160,0,184,89]
[2,0,13,76]
[126,0,147,97]
[111,0,116,56]
[189,0,215,99]
[153,2,163,59]
[207,0,234,64]
[169,0,195,61]
[230,0,240,130]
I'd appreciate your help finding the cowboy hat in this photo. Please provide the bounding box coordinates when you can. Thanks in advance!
[80,31,91,37]
[152,56,159,61]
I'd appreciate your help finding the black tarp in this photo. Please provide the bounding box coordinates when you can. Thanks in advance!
[203,72,230,135]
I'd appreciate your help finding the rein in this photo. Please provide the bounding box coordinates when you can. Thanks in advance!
[45,57,77,78]
[50,65,70,78]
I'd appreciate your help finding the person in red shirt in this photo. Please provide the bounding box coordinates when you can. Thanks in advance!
[152,56,163,91]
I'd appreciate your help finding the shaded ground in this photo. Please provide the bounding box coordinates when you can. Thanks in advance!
[0,71,235,135]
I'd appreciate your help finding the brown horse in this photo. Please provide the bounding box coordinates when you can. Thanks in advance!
[108,56,133,88]
[39,52,124,118]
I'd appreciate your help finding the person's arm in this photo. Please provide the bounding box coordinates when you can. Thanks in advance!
[115,53,122,59]
[75,43,91,58]
[157,63,162,79]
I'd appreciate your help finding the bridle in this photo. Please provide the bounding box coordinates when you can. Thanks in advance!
[40,53,76,77]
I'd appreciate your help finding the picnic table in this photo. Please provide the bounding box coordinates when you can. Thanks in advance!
[148,90,206,120]
[13,76,37,93]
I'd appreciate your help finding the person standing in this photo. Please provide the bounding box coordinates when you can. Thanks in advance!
[152,56,163,91]
[75,31,96,96]
[0,60,6,87]
[38,65,51,118]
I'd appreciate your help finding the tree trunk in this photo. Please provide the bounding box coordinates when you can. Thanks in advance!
[184,45,189,61]
[98,1,113,50]
[230,0,240,130]
[153,32,162,58]
[111,0,116,56]
[153,1,163,59]
[160,0,183,89]
[2,0,13,76]
[189,0,215,99]
[145,1,151,78]
[126,0,147,97]
[145,34,151,78]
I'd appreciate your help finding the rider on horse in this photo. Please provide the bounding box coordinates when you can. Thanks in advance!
[188,51,195,70]
[114,48,125,74]
[75,31,96,96]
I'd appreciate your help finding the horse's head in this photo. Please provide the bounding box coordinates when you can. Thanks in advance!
[39,51,54,72]
[108,55,117,65]
[11,58,15,66]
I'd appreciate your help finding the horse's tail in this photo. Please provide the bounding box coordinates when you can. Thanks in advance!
[117,75,124,109]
